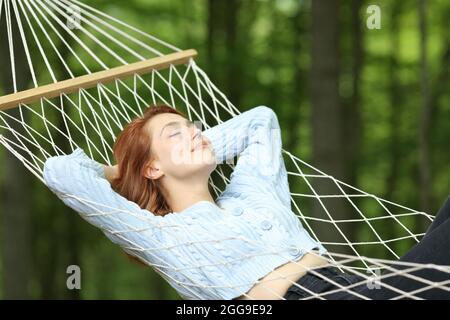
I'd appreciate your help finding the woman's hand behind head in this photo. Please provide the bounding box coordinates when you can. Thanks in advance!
[103,164,119,183]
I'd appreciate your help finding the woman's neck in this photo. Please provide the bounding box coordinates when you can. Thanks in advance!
[161,176,215,212]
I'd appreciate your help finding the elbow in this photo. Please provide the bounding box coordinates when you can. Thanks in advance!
[252,105,280,129]
[254,105,276,117]
[43,157,59,191]
[43,155,71,193]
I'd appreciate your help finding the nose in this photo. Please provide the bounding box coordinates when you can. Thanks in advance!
[189,125,204,150]
[191,129,202,143]
[190,123,202,139]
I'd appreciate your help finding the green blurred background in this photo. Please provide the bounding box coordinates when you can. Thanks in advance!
[0,0,449,299]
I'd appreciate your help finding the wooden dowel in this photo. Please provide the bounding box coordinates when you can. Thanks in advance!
[0,49,197,111]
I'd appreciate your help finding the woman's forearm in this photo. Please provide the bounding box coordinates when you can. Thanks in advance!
[43,147,167,264]
[202,106,276,164]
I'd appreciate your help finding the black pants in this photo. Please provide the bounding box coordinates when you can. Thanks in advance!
[284,196,450,300]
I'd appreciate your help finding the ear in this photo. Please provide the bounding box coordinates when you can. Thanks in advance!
[144,161,164,180]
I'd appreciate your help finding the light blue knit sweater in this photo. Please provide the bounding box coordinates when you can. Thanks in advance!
[43,105,327,300]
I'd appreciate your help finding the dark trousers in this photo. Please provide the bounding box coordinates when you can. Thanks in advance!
[284,196,450,300]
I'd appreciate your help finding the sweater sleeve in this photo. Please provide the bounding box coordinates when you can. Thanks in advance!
[43,148,167,250]
[202,105,291,210]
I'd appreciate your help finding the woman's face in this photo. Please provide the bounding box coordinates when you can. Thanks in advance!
[144,112,217,180]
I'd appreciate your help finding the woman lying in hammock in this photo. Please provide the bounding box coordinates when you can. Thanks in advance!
[43,104,450,300]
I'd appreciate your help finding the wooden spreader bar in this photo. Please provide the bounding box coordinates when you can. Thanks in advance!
[0,49,198,111]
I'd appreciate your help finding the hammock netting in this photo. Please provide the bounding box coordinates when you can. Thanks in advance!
[0,0,448,300]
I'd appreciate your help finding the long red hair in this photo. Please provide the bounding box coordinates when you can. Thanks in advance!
[111,104,187,265]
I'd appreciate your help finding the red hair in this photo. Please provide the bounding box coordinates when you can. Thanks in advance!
[111,104,186,266]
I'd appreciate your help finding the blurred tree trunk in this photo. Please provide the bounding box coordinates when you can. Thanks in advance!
[425,4,449,219]
[383,3,408,255]
[207,0,243,107]
[310,0,350,253]
[430,8,450,125]
[430,6,450,166]
[263,0,283,120]
[343,0,364,192]
[180,0,194,49]
[224,0,241,106]
[0,15,33,299]
[339,0,365,248]
[287,6,307,154]
[418,0,432,218]
[384,3,402,212]
[206,0,249,189]
[207,0,220,78]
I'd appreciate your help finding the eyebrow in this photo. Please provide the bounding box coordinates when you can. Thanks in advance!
[160,119,192,137]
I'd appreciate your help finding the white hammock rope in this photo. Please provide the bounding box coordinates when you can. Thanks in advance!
[0,0,448,300]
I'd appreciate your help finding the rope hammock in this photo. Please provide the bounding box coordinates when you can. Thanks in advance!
[0,0,448,300]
